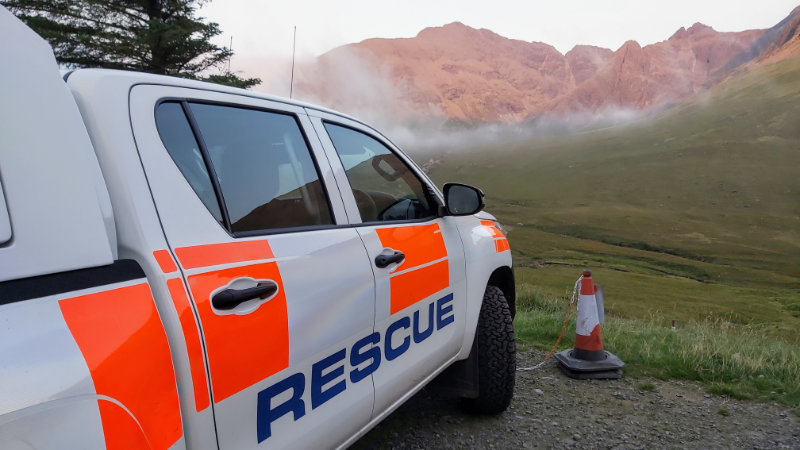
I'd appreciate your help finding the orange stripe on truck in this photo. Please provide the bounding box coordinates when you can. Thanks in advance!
[97,400,150,449]
[494,238,510,253]
[175,240,274,269]
[167,277,211,412]
[481,220,510,253]
[376,223,450,314]
[187,262,289,402]
[153,249,178,273]
[480,220,502,237]
[376,223,447,270]
[59,283,182,450]
[389,260,449,314]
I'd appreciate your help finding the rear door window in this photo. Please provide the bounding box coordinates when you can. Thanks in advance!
[155,102,223,223]
[156,102,334,235]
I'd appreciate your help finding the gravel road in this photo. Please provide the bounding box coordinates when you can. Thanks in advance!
[351,350,799,449]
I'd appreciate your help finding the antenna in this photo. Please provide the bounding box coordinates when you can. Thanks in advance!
[290,26,296,98]
[228,36,233,73]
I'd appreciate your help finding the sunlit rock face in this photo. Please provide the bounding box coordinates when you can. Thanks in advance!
[296,7,800,124]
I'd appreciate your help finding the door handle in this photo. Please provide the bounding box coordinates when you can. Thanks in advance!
[375,249,405,268]
[212,281,277,310]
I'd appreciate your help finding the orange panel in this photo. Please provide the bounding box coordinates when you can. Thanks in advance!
[59,283,182,450]
[376,223,447,270]
[480,220,502,238]
[97,400,150,450]
[175,240,274,270]
[494,238,510,253]
[153,249,178,273]
[167,278,211,412]
[389,260,450,314]
[187,262,289,402]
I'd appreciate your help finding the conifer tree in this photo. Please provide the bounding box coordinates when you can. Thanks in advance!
[4,0,260,88]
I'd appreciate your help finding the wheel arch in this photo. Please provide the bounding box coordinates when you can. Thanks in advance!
[488,266,515,319]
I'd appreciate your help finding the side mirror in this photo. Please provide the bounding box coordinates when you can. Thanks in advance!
[443,183,485,216]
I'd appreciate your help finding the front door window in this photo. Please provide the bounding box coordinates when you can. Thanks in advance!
[323,123,435,223]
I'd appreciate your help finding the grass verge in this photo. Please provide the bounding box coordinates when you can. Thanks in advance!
[514,280,800,408]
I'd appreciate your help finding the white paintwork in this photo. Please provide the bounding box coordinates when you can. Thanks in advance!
[0,180,11,245]
[0,396,106,450]
[455,217,513,359]
[0,296,98,416]
[0,7,115,282]
[270,231,376,366]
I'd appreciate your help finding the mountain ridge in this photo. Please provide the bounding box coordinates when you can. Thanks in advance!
[296,7,800,123]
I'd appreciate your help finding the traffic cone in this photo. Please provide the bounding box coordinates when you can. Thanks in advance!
[554,270,624,379]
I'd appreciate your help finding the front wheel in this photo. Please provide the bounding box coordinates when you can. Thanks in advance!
[462,285,516,414]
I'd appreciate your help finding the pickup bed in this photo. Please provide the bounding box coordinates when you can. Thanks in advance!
[0,7,516,449]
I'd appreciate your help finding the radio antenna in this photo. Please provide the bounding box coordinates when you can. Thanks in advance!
[227,36,233,73]
[290,26,297,98]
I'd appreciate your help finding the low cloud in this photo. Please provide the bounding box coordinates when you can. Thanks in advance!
[291,47,445,127]
[239,47,654,158]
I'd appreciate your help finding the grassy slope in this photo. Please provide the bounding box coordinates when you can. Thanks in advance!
[430,58,800,283]
[411,58,800,404]
[418,57,800,340]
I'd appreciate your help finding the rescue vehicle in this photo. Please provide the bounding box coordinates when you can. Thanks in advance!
[0,7,516,449]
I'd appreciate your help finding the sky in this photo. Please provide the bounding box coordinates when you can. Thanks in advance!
[200,0,800,94]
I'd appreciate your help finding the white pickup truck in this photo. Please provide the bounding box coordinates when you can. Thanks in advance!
[0,7,516,449]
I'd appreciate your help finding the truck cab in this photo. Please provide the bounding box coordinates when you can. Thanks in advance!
[0,7,515,449]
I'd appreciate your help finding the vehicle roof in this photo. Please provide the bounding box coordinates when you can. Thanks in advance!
[66,68,367,126]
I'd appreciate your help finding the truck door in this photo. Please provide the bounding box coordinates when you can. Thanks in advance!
[129,87,376,448]
[309,113,468,416]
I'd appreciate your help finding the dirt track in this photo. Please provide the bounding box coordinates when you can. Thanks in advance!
[351,350,799,449]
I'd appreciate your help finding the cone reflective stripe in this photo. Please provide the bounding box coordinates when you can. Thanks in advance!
[554,270,624,379]
[573,271,604,361]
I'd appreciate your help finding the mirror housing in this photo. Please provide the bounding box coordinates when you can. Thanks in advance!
[443,183,485,216]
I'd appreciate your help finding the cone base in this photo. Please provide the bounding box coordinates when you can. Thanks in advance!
[554,349,625,380]
[557,364,622,380]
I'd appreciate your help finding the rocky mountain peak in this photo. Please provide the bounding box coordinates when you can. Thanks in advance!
[687,22,714,34]
[296,9,799,124]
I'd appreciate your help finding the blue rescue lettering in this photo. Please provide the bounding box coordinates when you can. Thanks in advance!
[350,332,381,383]
[436,293,455,329]
[256,293,454,442]
[385,316,411,361]
[256,372,305,442]
[413,302,435,343]
[311,349,347,409]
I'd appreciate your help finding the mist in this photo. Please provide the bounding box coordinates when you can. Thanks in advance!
[252,48,654,159]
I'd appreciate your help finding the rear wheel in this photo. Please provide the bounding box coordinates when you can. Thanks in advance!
[462,285,516,414]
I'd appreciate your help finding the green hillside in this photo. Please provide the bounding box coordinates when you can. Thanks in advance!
[417,57,800,342]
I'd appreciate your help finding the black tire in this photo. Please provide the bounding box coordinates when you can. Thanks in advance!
[462,285,516,414]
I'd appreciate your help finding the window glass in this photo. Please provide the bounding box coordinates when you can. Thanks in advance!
[324,123,435,222]
[188,103,333,233]
[155,102,223,222]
